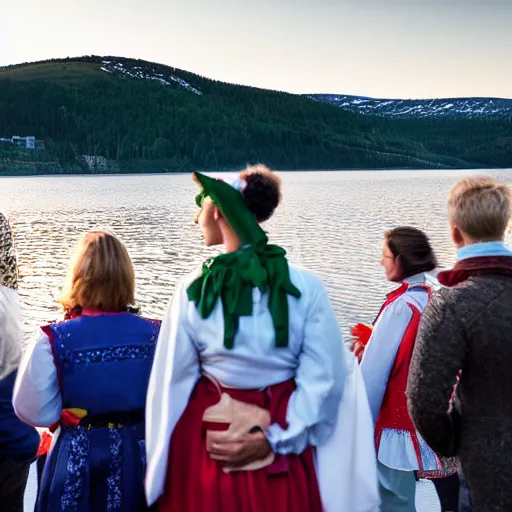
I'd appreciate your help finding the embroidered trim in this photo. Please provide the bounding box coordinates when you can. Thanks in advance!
[107,428,122,512]
[59,343,156,367]
[61,427,89,512]
[51,318,160,368]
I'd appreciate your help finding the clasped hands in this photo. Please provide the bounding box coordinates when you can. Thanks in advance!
[206,427,272,467]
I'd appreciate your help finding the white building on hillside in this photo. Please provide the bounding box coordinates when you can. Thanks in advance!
[12,136,36,149]
[0,136,37,149]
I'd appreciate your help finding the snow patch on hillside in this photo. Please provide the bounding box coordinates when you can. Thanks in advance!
[308,94,512,119]
[101,60,202,95]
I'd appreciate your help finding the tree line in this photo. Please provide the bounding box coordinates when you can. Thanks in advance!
[0,57,511,172]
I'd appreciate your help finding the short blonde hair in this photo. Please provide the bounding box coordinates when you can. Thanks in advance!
[447,176,512,241]
[59,231,135,312]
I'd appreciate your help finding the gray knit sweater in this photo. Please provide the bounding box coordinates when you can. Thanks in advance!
[407,273,512,512]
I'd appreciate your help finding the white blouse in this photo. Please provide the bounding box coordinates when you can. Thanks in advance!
[12,333,62,428]
[0,285,23,382]
[145,265,347,505]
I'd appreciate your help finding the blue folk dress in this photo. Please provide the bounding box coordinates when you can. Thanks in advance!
[35,312,160,512]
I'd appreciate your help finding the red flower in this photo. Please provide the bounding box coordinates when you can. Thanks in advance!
[351,323,373,345]
[350,323,373,363]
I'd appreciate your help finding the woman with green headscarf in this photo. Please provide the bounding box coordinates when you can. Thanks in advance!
[145,166,380,512]
[0,213,40,511]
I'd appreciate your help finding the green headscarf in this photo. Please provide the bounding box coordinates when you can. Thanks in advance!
[187,172,301,349]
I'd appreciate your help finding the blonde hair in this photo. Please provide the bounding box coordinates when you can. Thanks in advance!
[59,231,135,313]
[447,176,512,241]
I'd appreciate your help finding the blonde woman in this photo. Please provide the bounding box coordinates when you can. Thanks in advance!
[14,231,160,512]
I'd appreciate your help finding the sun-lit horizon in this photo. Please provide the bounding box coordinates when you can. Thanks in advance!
[2,0,512,100]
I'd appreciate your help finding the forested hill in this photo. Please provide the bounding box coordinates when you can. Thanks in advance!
[0,55,511,174]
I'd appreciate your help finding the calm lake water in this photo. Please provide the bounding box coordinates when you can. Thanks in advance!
[2,169,511,346]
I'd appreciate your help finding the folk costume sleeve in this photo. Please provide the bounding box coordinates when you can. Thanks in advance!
[316,349,381,512]
[145,279,200,506]
[407,290,466,457]
[13,334,61,427]
[360,299,414,423]
[266,277,346,454]
[0,286,22,382]
[0,215,22,382]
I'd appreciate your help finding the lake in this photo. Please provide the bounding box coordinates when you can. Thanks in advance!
[2,168,511,345]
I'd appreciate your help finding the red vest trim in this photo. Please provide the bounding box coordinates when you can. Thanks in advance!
[373,282,431,471]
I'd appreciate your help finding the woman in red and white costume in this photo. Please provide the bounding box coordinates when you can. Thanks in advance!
[145,166,380,512]
[352,227,450,512]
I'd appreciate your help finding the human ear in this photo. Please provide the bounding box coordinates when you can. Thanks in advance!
[451,223,464,248]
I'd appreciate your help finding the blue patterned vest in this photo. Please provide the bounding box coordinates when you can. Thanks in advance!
[47,313,160,417]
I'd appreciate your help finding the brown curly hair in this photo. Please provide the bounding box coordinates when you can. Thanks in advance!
[240,164,282,222]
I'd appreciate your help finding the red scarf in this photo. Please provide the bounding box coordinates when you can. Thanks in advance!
[438,256,512,287]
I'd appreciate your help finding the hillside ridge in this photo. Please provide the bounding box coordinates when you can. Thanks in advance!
[1,55,511,174]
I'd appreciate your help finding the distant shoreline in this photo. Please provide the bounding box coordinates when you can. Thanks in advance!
[1,165,507,179]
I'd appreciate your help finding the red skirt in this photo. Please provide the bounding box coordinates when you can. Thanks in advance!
[158,376,322,512]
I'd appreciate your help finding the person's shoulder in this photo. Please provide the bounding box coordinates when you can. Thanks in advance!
[161,266,205,310]
[434,275,512,324]
[130,314,162,331]
[0,285,19,318]
[376,294,417,325]
[288,264,325,291]
[431,278,485,308]
[182,265,203,286]
[427,284,461,312]
[287,265,331,308]
[421,281,483,333]
[0,284,17,305]
[175,265,204,298]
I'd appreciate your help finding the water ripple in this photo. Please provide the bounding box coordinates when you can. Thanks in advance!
[1,169,511,347]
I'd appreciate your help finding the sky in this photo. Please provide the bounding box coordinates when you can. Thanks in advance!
[1,0,511,99]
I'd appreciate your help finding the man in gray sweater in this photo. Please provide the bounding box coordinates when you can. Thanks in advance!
[407,176,512,512]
